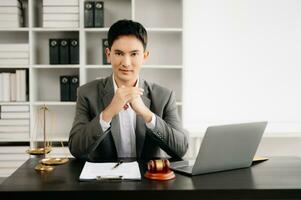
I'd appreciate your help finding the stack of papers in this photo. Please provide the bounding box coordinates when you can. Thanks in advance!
[79,161,141,181]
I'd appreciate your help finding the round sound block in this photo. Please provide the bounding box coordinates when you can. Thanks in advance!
[144,170,175,181]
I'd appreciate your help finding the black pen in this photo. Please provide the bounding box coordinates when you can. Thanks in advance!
[112,161,123,169]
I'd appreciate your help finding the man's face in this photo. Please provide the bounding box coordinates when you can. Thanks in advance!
[106,35,149,86]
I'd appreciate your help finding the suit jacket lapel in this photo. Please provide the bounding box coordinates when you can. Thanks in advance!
[101,75,122,157]
[136,79,151,158]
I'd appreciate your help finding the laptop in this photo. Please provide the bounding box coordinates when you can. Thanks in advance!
[170,121,267,175]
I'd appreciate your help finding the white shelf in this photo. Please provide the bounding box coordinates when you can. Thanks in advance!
[0,65,29,68]
[32,65,80,69]
[0,138,30,142]
[32,28,80,32]
[84,28,110,32]
[32,102,76,106]
[0,28,29,32]
[85,65,182,69]
[0,102,30,105]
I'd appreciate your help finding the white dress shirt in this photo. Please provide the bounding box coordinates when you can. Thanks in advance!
[99,76,156,158]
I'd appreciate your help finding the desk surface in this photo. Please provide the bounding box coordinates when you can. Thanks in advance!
[1,157,301,199]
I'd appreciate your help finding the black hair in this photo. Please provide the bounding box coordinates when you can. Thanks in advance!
[107,19,148,51]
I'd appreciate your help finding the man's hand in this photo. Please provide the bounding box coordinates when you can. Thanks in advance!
[102,86,143,122]
[130,96,153,123]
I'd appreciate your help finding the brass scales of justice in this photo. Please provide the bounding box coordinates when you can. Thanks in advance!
[26,105,69,172]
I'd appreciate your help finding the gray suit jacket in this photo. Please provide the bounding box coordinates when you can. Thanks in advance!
[68,75,188,161]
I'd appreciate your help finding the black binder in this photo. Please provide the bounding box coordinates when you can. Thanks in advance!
[60,76,70,101]
[69,39,79,64]
[60,39,69,64]
[94,1,104,27]
[70,75,79,101]
[49,39,59,64]
[102,38,109,64]
[84,1,94,28]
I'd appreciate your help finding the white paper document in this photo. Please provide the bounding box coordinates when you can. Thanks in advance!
[79,161,141,181]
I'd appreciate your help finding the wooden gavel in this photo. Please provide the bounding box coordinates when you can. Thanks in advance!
[147,159,171,173]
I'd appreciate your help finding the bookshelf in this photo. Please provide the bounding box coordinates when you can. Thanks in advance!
[0,0,183,177]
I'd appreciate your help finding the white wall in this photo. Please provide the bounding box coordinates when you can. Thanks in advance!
[183,0,301,156]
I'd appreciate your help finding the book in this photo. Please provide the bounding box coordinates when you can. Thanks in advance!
[15,70,26,101]
[69,39,79,64]
[0,6,21,14]
[60,76,70,101]
[0,151,29,160]
[0,119,29,126]
[0,44,28,51]
[79,161,141,181]
[0,146,28,154]
[0,58,28,65]
[0,21,22,28]
[43,13,79,21]
[0,0,20,7]
[70,75,79,101]
[102,38,109,64]
[0,52,29,59]
[49,39,59,64]
[1,73,10,101]
[0,73,2,101]
[43,21,79,28]
[0,14,21,21]
[84,1,94,28]
[43,6,79,14]
[0,133,29,141]
[43,0,79,6]
[94,1,104,27]
[0,112,29,119]
[0,105,29,112]
[0,126,29,132]
[59,39,69,64]
[10,73,16,101]
[18,0,25,27]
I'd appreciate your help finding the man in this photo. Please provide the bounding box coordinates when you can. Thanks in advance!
[69,19,188,161]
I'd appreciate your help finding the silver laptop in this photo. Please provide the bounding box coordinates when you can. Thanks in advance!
[170,122,267,175]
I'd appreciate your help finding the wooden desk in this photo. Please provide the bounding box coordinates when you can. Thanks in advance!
[1,157,301,199]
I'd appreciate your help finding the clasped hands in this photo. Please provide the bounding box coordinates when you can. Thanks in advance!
[102,86,153,123]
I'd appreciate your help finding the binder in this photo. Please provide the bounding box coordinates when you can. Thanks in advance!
[70,75,79,101]
[84,1,94,28]
[60,76,70,101]
[69,39,79,64]
[60,39,69,64]
[94,1,104,27]
[49,39,59,64]
[102,38,109,64]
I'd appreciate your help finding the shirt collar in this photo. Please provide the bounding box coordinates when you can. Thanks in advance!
[112,74,139,93]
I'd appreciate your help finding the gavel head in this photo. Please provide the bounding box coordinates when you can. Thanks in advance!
[147,159,170,173]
